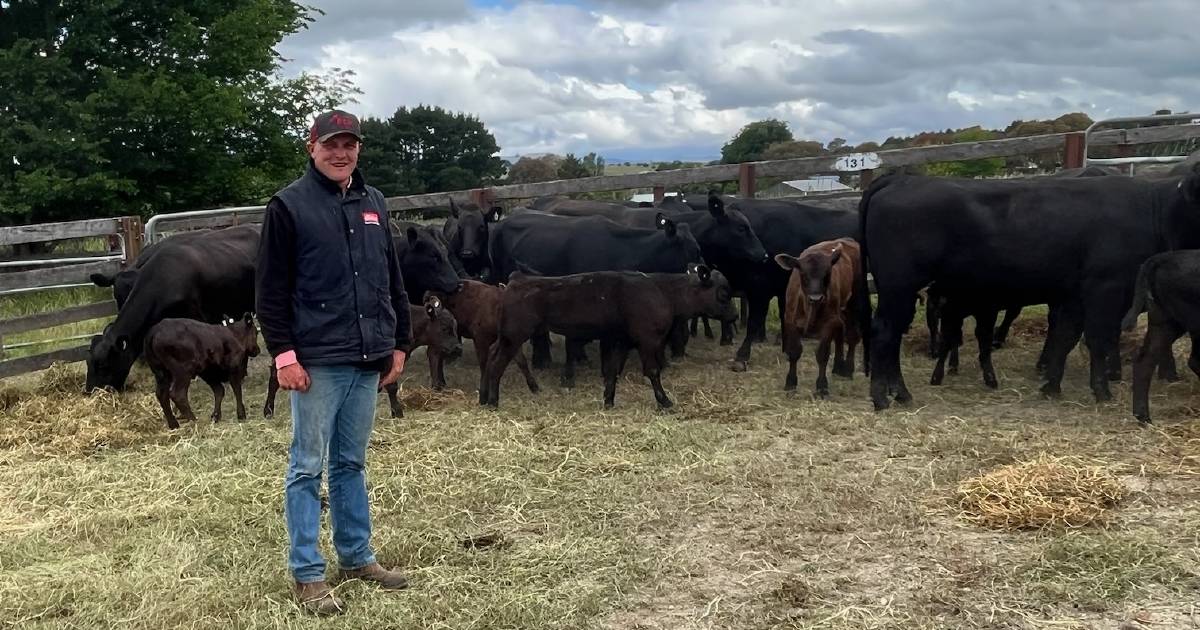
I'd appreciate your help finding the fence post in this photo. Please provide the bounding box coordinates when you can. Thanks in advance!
[118,216,143,266]
[1116,143,1135,174]
[653,185,665,204]
[738,163,757,198]
[1062,132,1085,169]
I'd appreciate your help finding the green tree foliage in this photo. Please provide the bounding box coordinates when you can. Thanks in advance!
[761,140,824,160]
[557,153,591,179]
[506,155,559,184]
[925,127,1007,178]
[357,105,504,196]
[721,119,793,164]
[581,152,605,177]
[0,1,353,224]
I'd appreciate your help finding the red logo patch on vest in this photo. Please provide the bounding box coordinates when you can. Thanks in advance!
[363,210,380,225]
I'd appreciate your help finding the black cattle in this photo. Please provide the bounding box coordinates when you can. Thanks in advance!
[719,198,859,371]
[85,225,261,393]
[1122,250,1200,423]
[392,220,463,301]
[442,198,501,280]
[144,315,260,430]
[859,165,1200,411]
[482,266,737,409]
[90,230,209,309]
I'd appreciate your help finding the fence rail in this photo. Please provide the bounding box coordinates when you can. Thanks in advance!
[0,217,139,375]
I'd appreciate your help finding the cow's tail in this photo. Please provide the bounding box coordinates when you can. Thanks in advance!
[855,175,893,377]
[1121,254,1159,331]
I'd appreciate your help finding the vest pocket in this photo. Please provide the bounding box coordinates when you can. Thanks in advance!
[294,289,352,346]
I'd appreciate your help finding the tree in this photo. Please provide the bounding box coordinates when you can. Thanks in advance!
[557,153,591,179]
[358,105,504,197]
[0,1,353,224]
[826,137,848,153]
[506,156,559,184]
[581,152,605,177]
[925,127,1006,178]
[721,119,793,164]
[761,140,824,160]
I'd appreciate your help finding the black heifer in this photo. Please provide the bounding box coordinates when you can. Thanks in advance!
[720,198,859,371]
[442,198,501,280]
[85,225,261,392]
[143,314,260,430]
[90,230,209,309]
[393,220,463,301]
[860,166,1200,411]
[482,266,737,409]
[1122,250,1200,423]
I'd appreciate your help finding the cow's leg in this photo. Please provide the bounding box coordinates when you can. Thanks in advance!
[385,381,403,418]
[474,337,492,405]
[1039,300,1083,397]
[599,339,627,409]
[668,317,689,359]
[1082,284,1128,402]
[701,317,714,340]
[637,342,673,409]
[1188,336,1200,380]
[203,377,225,423]
[732,291,771,371]
[264,364,279,418]
[530,328,553,370]
[1036,304,1060,375]
[1132,311,1183,423]
[170,374,199,423]
[429,350,446,391]
[689,316,699,338]
[739,296,749,328]
[483,337,522,407]
[1157,347,1181,382]
[831,328,850,378]
[719,318,735,346]
[926,297,941,358]
[153,370,179,430]
[975,309,1000,389]
[231,369,248,420]
[843,325,860,378]
[561,337,582,388]
[992,306,1022,349]
[869,288,917,410]
[813,333,833,399]
[514,347,541,393]
[782,325,802,392]
[930,309,964,386]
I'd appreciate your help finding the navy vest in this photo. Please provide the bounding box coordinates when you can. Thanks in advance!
[274,165,397,366]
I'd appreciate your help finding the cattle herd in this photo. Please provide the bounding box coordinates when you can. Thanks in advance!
[81,160,1200,428]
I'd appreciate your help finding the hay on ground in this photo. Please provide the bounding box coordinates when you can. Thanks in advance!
[399,386,467,412]
[957,454,1129,530]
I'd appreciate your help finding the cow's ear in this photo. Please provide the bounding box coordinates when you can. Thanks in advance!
[449,197,460,219]
[696,264,712,285]
[707,191,725,218]
[118,336,129,351]
[486,206,503,222]
[658,214,677,237]
[426,304,437,319]
[406,226,419,246]
[774,254,801,270]
[830,245,842,266]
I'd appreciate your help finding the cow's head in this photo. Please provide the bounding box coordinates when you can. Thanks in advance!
[420,294,463,365]
[223,312,260,359]
[91,269,140,309]
[686,263,738,323]
[399,226,461,298]
[657,215,705,265]
[698,192,769,264]
[84,327,136,393]
[449,198,500,275]
[776,242,844,312]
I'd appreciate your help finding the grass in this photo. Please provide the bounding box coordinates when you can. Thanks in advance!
[1,309,1199,629]
[0,286,113,360]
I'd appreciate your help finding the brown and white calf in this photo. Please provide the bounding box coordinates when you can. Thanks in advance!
[143,314,260,430]
[775,238,862,398]
[426,280,540,404]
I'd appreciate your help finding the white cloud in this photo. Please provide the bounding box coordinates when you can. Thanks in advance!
[281,0,1200,159]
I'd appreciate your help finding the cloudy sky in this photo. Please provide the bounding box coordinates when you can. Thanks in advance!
[277,0,1198,162]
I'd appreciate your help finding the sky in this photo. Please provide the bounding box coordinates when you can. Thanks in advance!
[276,0,1199,162]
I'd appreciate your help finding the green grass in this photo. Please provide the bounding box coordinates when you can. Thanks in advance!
[0,286,113,359]
[1,310,1199,629]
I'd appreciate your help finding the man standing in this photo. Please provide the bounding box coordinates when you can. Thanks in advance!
[256,109,412,615]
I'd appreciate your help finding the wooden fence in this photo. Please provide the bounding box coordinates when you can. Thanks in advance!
[0,217,142,378]
[384,124,1200,211]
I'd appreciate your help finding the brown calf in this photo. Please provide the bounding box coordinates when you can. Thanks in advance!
[426,281,540,405]
[774,238,862,398]
[483,265,737,409]
[143,314,260,430]
[263,296,462,419]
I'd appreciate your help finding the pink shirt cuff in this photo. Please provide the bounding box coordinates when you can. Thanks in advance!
[275,350,298,369]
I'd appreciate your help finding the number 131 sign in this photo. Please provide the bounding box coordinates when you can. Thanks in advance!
[833,153,881,171]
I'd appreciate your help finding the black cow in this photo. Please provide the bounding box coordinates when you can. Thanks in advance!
[392,220,463,302]
[442,198,501,280]
[859,165,1200,411]
[721,198,859,371]
[90,230,209,309]
[85,225,262,393]
[1122,250,1200,423]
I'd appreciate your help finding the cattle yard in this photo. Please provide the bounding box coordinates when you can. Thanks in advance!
[2,121,1200,629]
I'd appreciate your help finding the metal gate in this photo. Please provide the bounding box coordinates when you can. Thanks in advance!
[1084,112,1200,174]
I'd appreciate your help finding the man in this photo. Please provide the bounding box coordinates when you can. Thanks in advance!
[256,109,412,615]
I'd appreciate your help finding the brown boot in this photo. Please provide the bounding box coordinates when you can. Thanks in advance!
[338,562,409,590]
[294,580,345,615]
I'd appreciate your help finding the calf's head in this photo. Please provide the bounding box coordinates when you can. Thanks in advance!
[223,313,261,359]
[399,226,462,297]
[775,243,844,304]
[420,295,462,362]
[686,264,738,323]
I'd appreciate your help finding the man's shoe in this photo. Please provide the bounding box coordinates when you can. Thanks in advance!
[294,580,345,615]
[338,562,409,590]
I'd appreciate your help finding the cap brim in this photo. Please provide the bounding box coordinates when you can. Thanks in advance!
[315,131,363,143]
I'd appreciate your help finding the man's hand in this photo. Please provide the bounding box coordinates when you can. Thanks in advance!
[278,362,311,392]
[379,350,407,388]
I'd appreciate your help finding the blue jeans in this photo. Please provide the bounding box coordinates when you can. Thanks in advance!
[285,365,380,583]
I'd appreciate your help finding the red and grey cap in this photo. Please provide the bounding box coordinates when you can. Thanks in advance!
[309,109,363,143]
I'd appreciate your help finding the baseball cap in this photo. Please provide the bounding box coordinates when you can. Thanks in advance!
[309,109,363,143]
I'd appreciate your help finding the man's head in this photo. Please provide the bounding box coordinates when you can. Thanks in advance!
[307,109,362,185]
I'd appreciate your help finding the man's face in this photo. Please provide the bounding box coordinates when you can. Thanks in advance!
[308,134,360,183]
